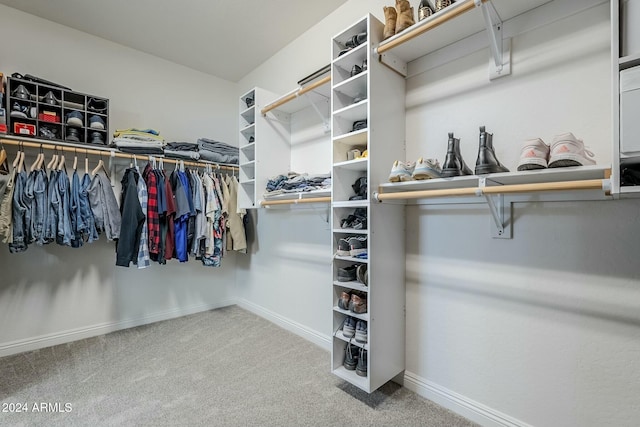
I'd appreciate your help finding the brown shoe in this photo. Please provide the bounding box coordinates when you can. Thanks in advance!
[395,0,415,34]
[383,6,397,40]
[350,293,368,314]
[339,292,351,310]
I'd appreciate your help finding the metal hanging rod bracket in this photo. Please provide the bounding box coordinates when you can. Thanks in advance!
[479,177,511,238]
[476,0,511,80]
[302,92,331,133]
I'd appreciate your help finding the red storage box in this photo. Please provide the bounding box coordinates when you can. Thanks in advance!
[14,122,36,136]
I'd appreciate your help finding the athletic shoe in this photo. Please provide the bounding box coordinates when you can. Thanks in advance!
[87,98,108,113]
[66,110,83,127]
[548,133,596,168]
[344,343,359,370]
[66,127,80,142]
[349,236,367,257]
[355,320,367,344]
[412,157,442,180]
[349,293,367,314]
[337,237,352,256]
[343,317,356,338]
[90,131,105,145]
[337,265,357,282]
[517,138,550,171]
[10,102,28,119]
[389,160,415,182]
[356,348,368,377]
[356,264,368,286]
[89,115,105,130]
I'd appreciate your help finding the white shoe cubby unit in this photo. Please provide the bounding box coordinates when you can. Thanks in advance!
[330,15,406,393]
[238,87,291,209]
[613,0,640,197]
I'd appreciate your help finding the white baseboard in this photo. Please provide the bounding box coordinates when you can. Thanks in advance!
[403,371,532,427]
[0,299,235,358]
[235,298,332,351]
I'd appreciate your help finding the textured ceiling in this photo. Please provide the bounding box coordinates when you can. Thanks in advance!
[0,0,347,82]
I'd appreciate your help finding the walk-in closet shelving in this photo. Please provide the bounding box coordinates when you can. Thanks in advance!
[330,14,406,394]
[255,73,332,208]
[238,87,291,209]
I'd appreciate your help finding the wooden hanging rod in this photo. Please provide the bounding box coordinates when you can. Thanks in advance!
[261,75,331,115]
[375,178,610,201]
[376,0,487,54]
[0,137,239,171]
[260,196,331,206]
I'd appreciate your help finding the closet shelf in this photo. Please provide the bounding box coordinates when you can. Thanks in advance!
[333,306,369,321]
[0,136,239,171]
[333,280,368,293]
[332,228,368,235]
[333,100,368,122]
[334,255,368,263]
[333,72,368,99]
[375,0,553,63]
[332,366,369,392]
[619,52,640,70]
[333,200,369,208]
[260,189,332,207]
[240,142,255,151]
[261,75,331,115]
[334,330,368,350]
[333,129,368,146]
[333,158,368,171]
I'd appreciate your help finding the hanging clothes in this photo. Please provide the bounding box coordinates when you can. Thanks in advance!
[88,169,121,241]
[44,169,59,244]
[135,166,150,269]
[0,162,15,244]
[226,175,247,253]
[142,163,160,257]
[116,168,145,267]
[9,168,28,253]
[164,171,176,261]
[56,168,73,247]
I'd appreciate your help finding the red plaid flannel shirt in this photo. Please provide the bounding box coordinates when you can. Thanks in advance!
[143,163,160,255]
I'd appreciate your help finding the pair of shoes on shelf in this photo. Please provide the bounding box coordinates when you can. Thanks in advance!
[344,343,368,376]
[341,316,368,343]
[382,0,416,41]
[441,127,510,177]
[352,119,367,132]
[517,132,596,171]
[350,59,368,78]
[337,236,367,257]
[10,102,29,119]
[339,291,367,314]
[350,176,367,200]
[418,0,434,21]
[340,208,367,230]
[389,158,442,182]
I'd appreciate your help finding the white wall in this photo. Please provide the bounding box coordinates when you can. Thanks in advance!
[0,4,238,356]
[237,1,640,426]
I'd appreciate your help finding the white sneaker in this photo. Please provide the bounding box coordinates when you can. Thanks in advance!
[548,133,596,168]
[517,138,550,171]
[412,157,442,180]
[388,160,415,182]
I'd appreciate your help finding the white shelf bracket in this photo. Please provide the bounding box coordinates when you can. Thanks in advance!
[476,0,511,80]
[377,51,408,78]
[302,92,331,133]
[479,177,511,239]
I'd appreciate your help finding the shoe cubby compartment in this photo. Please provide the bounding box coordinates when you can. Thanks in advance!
[333,312,368,350]
[239,143,255,163]
[332,206,368,233]
[239,161,256,181]
[332,169,367,202]
[331,340,369,388]
[240,105,255,127]
[332,101,368,141]
[5,77,109,146]
[332,72,368,111]
[332,17,368,62]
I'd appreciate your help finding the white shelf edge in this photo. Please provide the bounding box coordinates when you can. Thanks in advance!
[240,105,255,116]
[334,331,368,350]
[332,42,368,65]
[240,142,255,151]
[334,255,369,263]
[333,280,368,292]
[332,71,369,92]
[332,200,370,208]
[332,228,368,235]
[332,366,370,392]
[240,161,256,167]
[333,99,368,117]
[332,128,368,145]
[333,306,369,321]
[240,179,255,185]
[333,158,368,170]
[240,123,255,133]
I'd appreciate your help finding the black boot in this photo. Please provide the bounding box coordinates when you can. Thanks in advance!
[441,132,472,178]
[475,126,509,175]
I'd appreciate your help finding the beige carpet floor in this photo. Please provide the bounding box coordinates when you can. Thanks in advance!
[0,305,477,427]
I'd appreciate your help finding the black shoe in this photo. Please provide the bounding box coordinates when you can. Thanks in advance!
[11,84,30,100]
[351,176,367,198]
[345,32,367,49]
[350,64,363,77]
[90,131,105,145]
[244,96,254,108]
[356,348,367,377]
[441,132,472,177]
[87,98,108,113]
[474,126,509,175]
[344,343,359,371]
[66,127,80,142]
[337,265,357,282]
[352,120,367,132]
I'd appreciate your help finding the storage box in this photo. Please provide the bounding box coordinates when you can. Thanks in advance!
[13,122,36,136]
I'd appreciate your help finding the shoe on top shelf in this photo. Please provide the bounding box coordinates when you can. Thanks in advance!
[10,102,29,119]
[66,110,83,127]
[11,84,30,100]
[548,132,596,168]
[389,160,415,182]
[517,138,550,171]
[412,157,442,180]
[42,91,59,106]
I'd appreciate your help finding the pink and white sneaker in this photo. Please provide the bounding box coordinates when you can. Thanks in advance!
[517,138,550,171]
[548,133,596,168]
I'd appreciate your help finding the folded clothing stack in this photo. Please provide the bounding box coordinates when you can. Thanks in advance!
[111,128,165,155]
[164,141,200,160]
[198,138,239,164]
[264,172,331,198]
